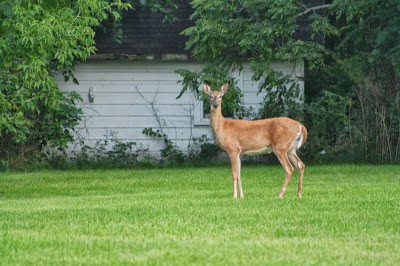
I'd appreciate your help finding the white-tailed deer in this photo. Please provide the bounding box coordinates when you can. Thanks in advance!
[203,83,307,199]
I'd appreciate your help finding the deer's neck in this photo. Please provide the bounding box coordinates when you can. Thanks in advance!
[210,107,224,135]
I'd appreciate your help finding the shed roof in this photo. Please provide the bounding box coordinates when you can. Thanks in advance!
[94,0,324,57]
[94,1,192,57]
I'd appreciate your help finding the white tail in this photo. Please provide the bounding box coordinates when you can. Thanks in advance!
[203,83,308,198]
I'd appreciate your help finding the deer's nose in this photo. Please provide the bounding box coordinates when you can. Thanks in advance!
[213,102,219,108]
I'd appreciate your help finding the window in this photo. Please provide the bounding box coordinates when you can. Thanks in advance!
[194,99,211,125]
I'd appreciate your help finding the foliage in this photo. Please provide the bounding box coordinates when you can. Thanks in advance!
[0,0,131,167]
[176,65,246,118]
[61,130,138,169]
[45,129,161,170]
[332,0,400,76]
[348,77,400,163]
[177,0,329,117]
[257,68,303,120]
[42,129,224,170]
[190,134,221,159]
[303,90,352,162]
[1,165,400,264]
[136,0,178,23]
[178,0,400,163]
[183,0,325,67]
[142,127,185,163]
[302,0,400,163]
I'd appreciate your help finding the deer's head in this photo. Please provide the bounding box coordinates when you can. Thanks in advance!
[203,83,229,109]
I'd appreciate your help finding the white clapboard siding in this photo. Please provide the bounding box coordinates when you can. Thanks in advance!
[58,61,207,157]
[75,127,212,141]
[83,104,193,117]
[63,81,183,93]
[79,116,192,128]
[58,60,303,157]
[75,92,194,105]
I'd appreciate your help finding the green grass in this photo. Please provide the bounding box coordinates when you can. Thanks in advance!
[1,164,399,265]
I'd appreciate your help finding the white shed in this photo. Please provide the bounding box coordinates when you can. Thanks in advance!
[57,59,303,157]
[56,3,309,158]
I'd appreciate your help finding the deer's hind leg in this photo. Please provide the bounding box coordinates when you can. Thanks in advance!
[274,148,295,198]
[288,150,305,198]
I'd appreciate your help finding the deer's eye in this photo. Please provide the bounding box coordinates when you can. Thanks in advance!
[209,95,213,99]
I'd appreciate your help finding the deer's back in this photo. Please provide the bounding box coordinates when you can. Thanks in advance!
[219,117,306,153]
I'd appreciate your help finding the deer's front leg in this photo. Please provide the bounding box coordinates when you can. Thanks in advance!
[237,155,244,198]
[229,153,242,199]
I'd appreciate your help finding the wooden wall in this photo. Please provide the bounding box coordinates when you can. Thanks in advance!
[57,60,303,156]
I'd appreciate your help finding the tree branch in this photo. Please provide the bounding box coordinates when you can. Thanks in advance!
[297,4,332,18]
[134,83,166,136]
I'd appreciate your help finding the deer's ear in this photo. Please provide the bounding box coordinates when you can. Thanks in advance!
[221,83,229,95]
[203,83,212,95]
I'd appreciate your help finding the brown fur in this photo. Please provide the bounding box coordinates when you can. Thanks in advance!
[204,83,308,198]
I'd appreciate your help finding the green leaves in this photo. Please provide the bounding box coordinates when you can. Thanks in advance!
[0,0,130,166]
[184,0,305,63]
[178,0,329,113]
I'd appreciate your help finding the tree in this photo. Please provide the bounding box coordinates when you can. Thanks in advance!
[177,0,334,119]
[179,0,400,163]
[0,0,131,167]
[328,0,400,162]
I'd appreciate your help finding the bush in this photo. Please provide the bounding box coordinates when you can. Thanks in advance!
[0,0,130,169]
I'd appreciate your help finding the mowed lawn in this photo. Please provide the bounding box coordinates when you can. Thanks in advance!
[1,164,399,265]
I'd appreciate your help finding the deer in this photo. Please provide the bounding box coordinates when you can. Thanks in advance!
[203,83,308,199]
